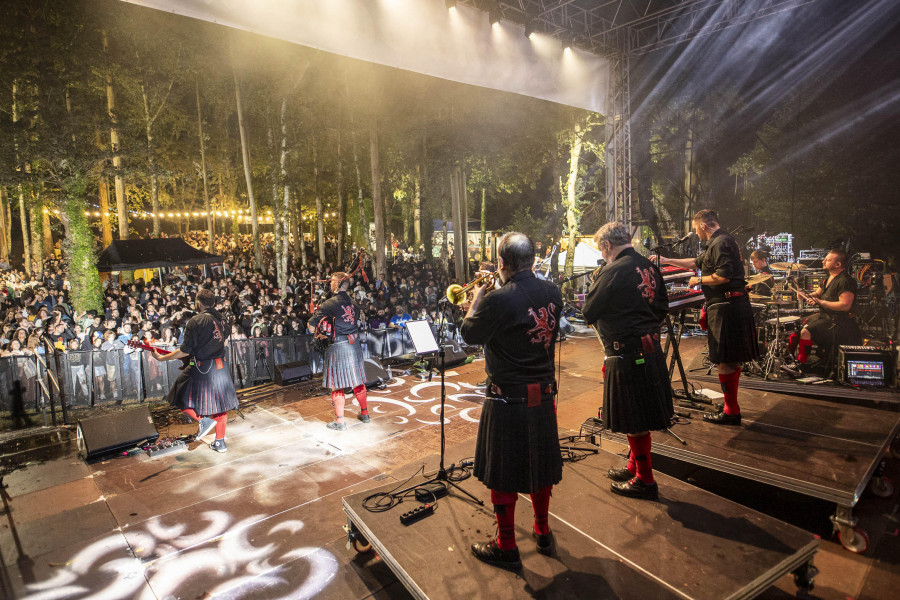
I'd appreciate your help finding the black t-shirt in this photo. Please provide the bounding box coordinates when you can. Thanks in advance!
[460,270,562,386]
[582,247,669,345]
[180,308,230,361]
[308,291,360,336]
[818,270,856,314]
[693,229,747,297]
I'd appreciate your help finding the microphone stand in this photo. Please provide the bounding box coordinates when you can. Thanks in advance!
[394,297,484,506]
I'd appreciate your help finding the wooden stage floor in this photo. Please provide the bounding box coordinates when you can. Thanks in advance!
[0,329,898,599]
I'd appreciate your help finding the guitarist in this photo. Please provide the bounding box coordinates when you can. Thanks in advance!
[789,249,862,366]
[151,288,238,453]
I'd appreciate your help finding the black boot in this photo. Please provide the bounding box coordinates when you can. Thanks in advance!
[607,467,634,482]
[610,477,659,500]
[532,529,554,557]
[702,410,741,425]
[471,540,521,570]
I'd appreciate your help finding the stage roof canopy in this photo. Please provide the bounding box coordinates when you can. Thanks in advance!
[97,238,223,272]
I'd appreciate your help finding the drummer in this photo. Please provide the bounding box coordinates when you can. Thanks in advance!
[748,250,774,296]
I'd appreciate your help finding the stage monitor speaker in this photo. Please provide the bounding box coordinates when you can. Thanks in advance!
[364,357,390,386]
[442,344,468,368]
[78,405,159,460]
[274,361,314,386]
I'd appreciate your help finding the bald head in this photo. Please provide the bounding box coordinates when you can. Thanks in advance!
[498,232,535,274]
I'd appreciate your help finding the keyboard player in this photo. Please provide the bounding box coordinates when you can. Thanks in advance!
[653,210,758,426]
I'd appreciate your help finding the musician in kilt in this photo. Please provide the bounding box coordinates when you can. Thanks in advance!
[152,288,238,453]
[583,222,672,500]
[460,232,563,570]
[656,210,758,425]
[790,249,861,365]
[308,272,370,431]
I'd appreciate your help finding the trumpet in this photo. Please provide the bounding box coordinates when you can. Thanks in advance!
[446,271,500,305]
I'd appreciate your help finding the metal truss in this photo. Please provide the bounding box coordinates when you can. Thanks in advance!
[605,49,633,226]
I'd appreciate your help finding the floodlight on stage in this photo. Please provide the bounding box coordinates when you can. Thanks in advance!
[525,21,536,39]
[489,6,501,27]
[445,0,456,10]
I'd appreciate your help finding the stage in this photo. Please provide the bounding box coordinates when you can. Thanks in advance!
[0,332,898,599]
[342,441,819,600]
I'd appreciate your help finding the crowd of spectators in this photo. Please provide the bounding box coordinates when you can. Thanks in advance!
[0,232,465,384]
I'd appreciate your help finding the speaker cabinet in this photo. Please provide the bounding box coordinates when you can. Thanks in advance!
[442,344,468,368]
[274,361,314,386]
[78,405,159,460]
[364,357,390,386]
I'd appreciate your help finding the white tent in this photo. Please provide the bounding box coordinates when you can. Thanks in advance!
[558,242,603,272]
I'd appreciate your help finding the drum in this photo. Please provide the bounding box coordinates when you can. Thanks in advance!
[764,315,802,337]
[750,303,768,354]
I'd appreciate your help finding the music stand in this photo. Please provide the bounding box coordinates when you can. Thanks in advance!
[394,318,484,506]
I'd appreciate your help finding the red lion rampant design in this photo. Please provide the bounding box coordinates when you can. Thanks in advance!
[341,305,355,323]
[636,267,657,302]
[527,303,557,350]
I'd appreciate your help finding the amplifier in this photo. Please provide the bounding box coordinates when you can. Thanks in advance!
[837,345,897,387]
[78,405,159,460]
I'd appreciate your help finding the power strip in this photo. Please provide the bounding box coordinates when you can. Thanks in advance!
[400,503,434,525]
[146,439,187,458]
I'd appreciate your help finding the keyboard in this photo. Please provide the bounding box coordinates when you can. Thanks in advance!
[668,289,705,311]
[659,265,693,283]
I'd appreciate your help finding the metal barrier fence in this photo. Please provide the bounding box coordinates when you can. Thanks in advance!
[0,325,459,430]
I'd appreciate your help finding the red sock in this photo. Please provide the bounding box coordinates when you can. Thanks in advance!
[798,339,813,363]
[353,384,368,415]
[490,489,518,550]
[183,408,200,422]
[718,368,741,416]
[211,412,227,438]
[626,449,637,475]
[530,486,552,535]
[788,332,799,355]
[627,434,654,484]
[331,390,345,420]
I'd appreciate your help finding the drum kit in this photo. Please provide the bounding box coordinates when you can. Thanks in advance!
[745,262,822,379]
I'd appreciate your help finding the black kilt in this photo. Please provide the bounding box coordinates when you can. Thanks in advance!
[168,358,239,416]
[706,298,759,364]
[803,313,862,349]
[603,344,674,434]
[323,338,365,391]
[474,396,563,494]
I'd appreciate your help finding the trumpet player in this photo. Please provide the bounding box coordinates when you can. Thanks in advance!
[461,232,563,570]
[583,222,672,501]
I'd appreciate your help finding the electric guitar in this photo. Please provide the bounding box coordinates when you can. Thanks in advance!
[127,339,192,370]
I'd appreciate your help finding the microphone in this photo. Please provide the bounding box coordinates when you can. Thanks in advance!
[674,231,695,245]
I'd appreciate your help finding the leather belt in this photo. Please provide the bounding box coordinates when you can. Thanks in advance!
[488,381,556,407]
[605,332,660,355]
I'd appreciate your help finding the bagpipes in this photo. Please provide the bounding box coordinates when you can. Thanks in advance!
[312,316,334,353]
[308,249,369,314]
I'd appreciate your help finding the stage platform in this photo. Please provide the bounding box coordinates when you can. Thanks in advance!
[685,351,900,409]
[342,442,818,600]
[585,388,900,553]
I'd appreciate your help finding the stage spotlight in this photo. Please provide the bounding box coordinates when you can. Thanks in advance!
[561,35,573,51]
[445,0,456,10]
[489,6,500,27]
[525,20,536,39]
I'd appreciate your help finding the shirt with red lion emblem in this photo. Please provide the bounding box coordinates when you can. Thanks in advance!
[460,270,562,386]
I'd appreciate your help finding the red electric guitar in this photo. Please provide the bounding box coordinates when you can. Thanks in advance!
[128,340,192,370]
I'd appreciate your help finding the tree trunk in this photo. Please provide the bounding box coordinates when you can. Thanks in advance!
[450,169,466,282]
[369,124,386,280]
[351,118,370,251]
[141,85,161,237]
[30,197,43,272]
[461,168,469,280]
[312,138,325,263]
[102,31,128,240]
[42,207,53,258]
[98,178,113,248]
[196,81,214,253]
[4,193,11,261]
[0,188,8,261]
[234,71,262,269]
[336,129,345,265]
[480,187,487,261]
[18,187,31,276]
[414,165,422,250]
[563,126,584,285]
[278,95,290,294]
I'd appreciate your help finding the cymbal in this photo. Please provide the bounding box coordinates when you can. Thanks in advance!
[746,273,773,285]
[770,262,807,271]
[763,298,795,306]
[748,293,770,301]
